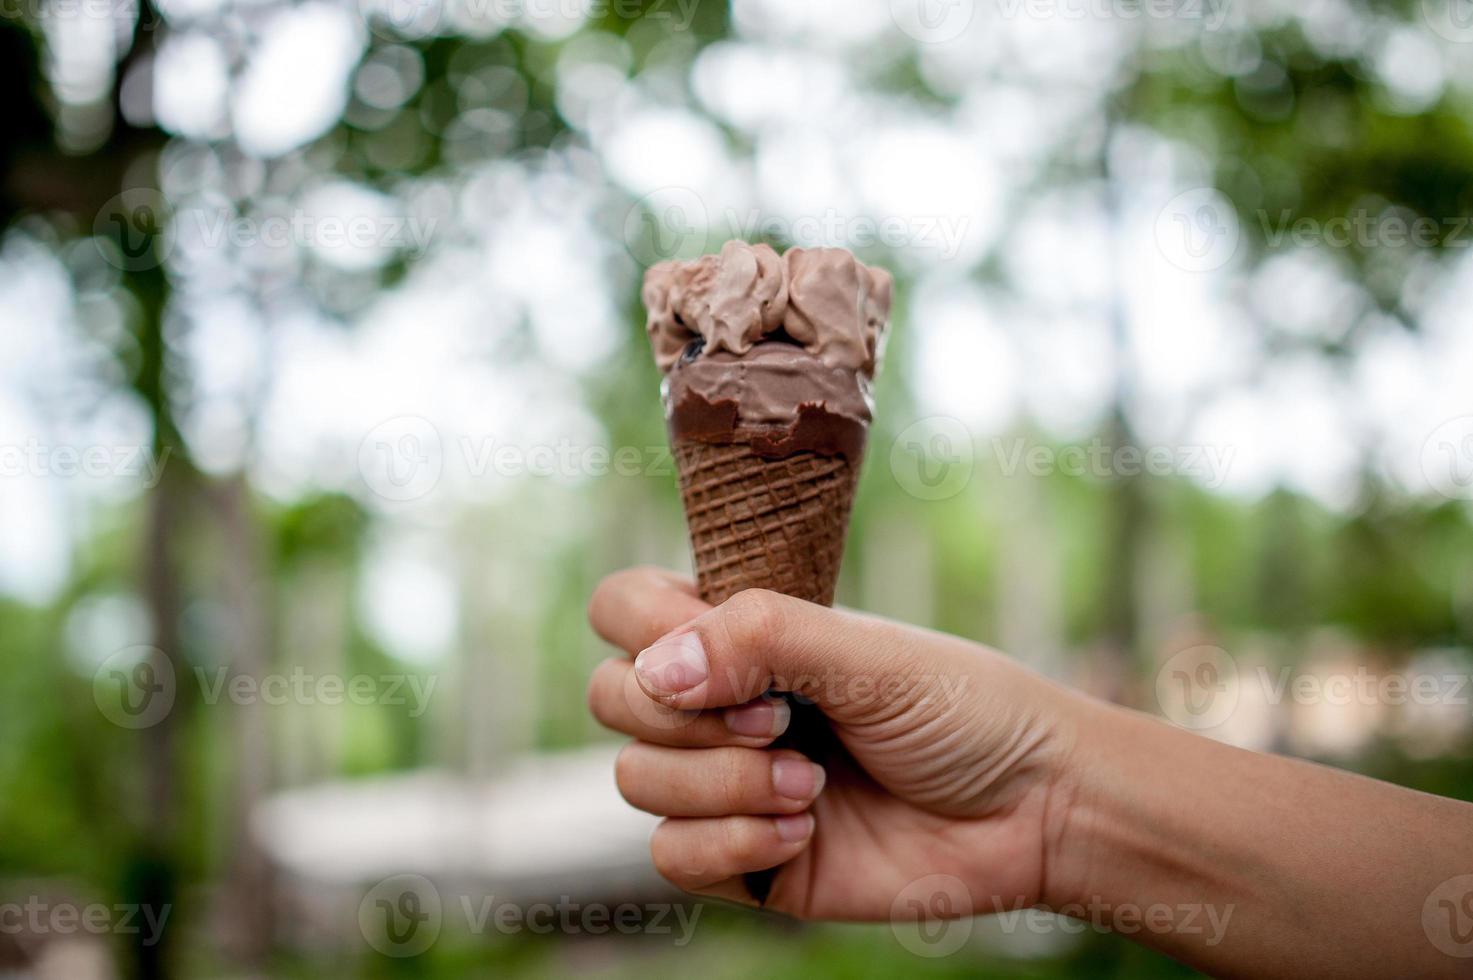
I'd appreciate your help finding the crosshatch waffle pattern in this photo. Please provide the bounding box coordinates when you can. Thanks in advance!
[674,440,861,607]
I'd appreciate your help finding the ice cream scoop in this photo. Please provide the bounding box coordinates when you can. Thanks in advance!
[644,241,893,465]
[644,240,891,375]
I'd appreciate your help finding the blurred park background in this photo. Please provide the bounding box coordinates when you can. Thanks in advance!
[3,0,1473,975]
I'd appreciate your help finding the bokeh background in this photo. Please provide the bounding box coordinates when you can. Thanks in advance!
[3,0,1473,975]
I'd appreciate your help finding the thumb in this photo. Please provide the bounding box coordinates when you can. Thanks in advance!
[631,589,959,722]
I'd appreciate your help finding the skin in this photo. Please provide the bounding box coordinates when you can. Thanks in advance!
[586,567,1473,979]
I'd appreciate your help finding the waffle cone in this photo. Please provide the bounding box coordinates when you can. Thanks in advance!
[673,440,862,607]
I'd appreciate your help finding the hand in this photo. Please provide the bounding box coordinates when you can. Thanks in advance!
[586,567,1084,919]
[589,569,1473,977]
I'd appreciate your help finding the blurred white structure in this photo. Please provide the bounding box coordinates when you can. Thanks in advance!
[253,744,663,901]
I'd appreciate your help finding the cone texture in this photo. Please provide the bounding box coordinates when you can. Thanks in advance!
[674,440,861,607]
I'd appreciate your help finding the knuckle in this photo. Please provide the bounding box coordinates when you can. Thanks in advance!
[649,823,691,885]
[613,743,642,802]
[721,589,786,653]
[722,817,765,865]
[650,850,675,885]
[589,567,656,624]
[632,565,670,588]
[587,574,618,624]
[648,828,674,878]
[586,661,618,723]
[717,750,750,812]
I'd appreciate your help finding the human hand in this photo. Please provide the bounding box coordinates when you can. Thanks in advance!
[590,568,1473,978]
[586,567,1084,919]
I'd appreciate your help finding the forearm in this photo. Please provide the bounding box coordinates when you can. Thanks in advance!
[1044,698,1473,978]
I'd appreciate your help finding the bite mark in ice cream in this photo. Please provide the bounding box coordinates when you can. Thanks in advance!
[643,242,893,461]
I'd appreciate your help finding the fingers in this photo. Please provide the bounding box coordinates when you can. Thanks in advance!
[632,588,916,715]
[588,567,710,657]
[650,814,816,893]
[616,743,825,818]
[588,658,790,747]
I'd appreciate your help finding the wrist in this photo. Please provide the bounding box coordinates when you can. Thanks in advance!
[1031,691,1473,979]
[1035,688,1106,911]
[1039,695,1267,916]
[1037,695,1198,912]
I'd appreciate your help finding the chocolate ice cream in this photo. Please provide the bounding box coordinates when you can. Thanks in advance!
[643,241,893,463]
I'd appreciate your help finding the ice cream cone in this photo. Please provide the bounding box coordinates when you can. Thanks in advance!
[641,241,892,903]
[673,439,861,607]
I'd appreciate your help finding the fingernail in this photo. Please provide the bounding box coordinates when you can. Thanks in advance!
[724,699,791,738]
[772,758,825,802]
[774,813,814,843]
[634,632,709,697]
